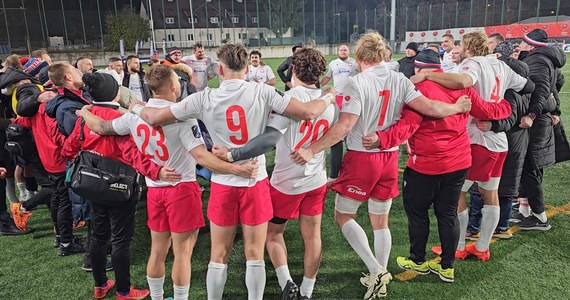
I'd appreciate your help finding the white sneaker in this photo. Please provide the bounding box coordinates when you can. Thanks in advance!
[363,271,392,299]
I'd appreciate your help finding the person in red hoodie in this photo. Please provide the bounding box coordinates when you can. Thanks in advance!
[63,72,181,300]
[361,49,513,283]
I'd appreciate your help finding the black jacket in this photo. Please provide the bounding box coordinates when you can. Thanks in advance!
[520,45,566,170]
[122,71,151,102]
[397,56,416,78]
[277,56,293,91]
[489,57,532,197]
[45,88,93,137]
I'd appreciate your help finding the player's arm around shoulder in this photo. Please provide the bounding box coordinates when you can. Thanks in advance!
[282,87,336,120]
[77,105,119,135]
[190,145,258,179]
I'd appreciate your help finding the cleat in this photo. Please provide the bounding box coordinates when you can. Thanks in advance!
[465,244,490,261]
[517,216,551,231]
[73,220,86,230]
[359,273,370,287]
[427,261,454,283]
[95,279,115,299]
[396,257,430,275]
[58,240,86,256]
[363,270,392,299]
[509,212,526,224]
[431,245,469,259]
[115,286,150,300]
[465,231,480,241]
[282,280,299,300]
[10,202,32,231]
[492,228,513,239]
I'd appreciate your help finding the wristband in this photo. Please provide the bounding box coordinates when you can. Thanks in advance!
[131,104,144,117]
[321,93,335,105]
[226,151,234,163]
[528,112,536,120]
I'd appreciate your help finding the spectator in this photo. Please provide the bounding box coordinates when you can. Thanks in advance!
[398,42,418,78]
[277,42,304,91]
[122,55,151,102]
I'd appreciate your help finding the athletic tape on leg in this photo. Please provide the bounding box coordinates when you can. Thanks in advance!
[368,199,392,215]
[335,194,362,214]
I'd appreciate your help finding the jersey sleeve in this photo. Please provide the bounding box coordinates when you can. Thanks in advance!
[179,120,204,151]
[401,75,423,104]
[458,59,480,86]
[340,79,362,115]
[267,112,290,134]
[266,66,276,80]
[506,68,528,92]
[111,113,134,136]
[170,93,204,121]
[263,85,291,114]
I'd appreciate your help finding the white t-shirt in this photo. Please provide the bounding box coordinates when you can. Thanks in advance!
[267,86,336,195]
[181,55,218,91]
[245,64,276,84]
[458,55,528,152]
[341,64,422,153]
[128,73,143,100]
[442,50,456,73]
[170,79,292,187]
[325,57,358,95]
[112,98,204,187]
[383,60,400,72]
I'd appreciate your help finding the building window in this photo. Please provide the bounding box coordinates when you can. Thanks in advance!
[167,34,175,42]
[241,33,247,40]
[225,33,230,40]
[208,34,213,41]
[251,17,258,24]
[210,17,219,24]
[188,16,197,24]
[166,17,175,24]
[188,34,194,41]
[231,16,239,24]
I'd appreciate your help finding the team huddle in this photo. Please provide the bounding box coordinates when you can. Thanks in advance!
[0,27,567,300]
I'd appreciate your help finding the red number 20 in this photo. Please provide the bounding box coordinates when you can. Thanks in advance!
[294,119,330,150]
[226,105,249,145]
[136,124,169,161]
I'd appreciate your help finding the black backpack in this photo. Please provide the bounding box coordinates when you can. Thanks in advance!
[4,123,38,166]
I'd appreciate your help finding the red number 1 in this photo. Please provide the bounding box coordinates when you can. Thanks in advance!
[377,90,391,126]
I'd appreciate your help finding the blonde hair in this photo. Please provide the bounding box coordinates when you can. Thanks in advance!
[48,62,73,87]
[355,31,387,63]
[462,31,489,57]
[4,54,22,69]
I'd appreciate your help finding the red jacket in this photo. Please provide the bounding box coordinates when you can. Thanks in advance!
[378,76,512,175]
[15,103,67,173]
[62,106,161,181]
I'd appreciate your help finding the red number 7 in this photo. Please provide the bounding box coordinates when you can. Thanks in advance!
[377,90,391,126]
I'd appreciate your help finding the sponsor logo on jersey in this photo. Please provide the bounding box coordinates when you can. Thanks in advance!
[344,95,351,101]
[192,125,201,138]
[461,66,470,71]
[346,185,366,196]
[274,89,285,97]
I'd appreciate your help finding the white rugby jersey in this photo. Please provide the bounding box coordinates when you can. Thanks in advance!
[171,79,292,187]
[341,64,422,153]
[112,98,203,187]
[442,50,456,73]
[458,55,527,152]
[245,64,276,84]
[325,57,358,95]
[181,55,218,91]
[268,86,336,195]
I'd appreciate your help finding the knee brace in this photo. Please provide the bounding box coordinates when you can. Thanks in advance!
[368,199,392,215]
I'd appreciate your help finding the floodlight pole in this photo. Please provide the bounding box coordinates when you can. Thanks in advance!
[389,0,395,50]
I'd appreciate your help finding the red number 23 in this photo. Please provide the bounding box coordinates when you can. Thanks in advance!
[136,124,169,161]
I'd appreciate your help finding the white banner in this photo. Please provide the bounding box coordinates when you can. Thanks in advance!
[405,27,484,44]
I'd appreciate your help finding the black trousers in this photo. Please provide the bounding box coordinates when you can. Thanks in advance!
[403,167,468,269]
[22,187,52,212]
[90,197,137,293]
[49,172,73,243]
[519,166,545,214]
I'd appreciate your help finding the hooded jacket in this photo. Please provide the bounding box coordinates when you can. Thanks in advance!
[45,87,93,137]
[520,45,566,170]
[0,67,43,116]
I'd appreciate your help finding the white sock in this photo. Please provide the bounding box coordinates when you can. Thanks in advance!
[206,262,227,300]
[519,198,530,217]
[300,276,316,298]
[373,229,391,269]
[341,219,383,274]
[245,260,265,300]
[457,209,469,251]
[25,189,35,201]
[275,265,293,290]
[476,205,500,251]
[6,178,18,204]
[147,275,165,300]
[16,182,26,200]
[173,284,189,300]
[534,211,547,223]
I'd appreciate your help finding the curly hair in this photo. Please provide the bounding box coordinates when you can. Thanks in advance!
[462,31,489,57]
[355,31,387,63]
[216,44,248,71]
[291,48,327,85]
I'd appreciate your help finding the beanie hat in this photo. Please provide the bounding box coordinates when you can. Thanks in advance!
[23,58,49,77]
[168,47,181,56]
[523,29,548,47]
[494,42,514,57]
[406,42,419,54]
[19,56,29,67]
[82,73,119,102]
[414,49,441,69]
[292,42,304,53]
